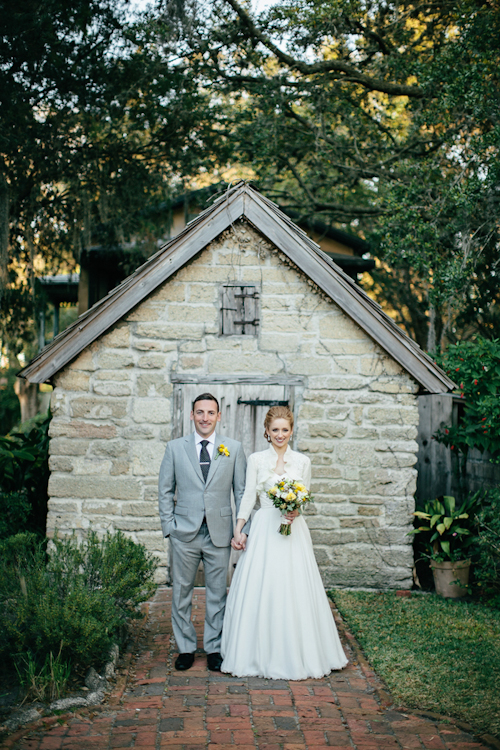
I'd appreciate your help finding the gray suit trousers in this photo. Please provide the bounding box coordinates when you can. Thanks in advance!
[170,524,231,654]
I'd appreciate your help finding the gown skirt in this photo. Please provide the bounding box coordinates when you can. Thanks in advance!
[221,505,349,680]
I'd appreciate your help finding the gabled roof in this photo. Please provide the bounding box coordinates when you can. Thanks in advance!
[19,182,454,393]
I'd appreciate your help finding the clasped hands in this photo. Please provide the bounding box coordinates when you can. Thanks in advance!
[231,510,299,551]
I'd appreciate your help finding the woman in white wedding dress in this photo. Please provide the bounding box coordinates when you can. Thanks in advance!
[221,406,348,680]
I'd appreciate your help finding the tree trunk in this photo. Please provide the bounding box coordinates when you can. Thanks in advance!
[426,303,436,353]
[14,378,39,424]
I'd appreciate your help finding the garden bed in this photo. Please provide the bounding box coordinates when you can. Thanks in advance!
[330,590,500,739]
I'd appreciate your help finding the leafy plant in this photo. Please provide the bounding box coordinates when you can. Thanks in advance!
[470,488,500,608]
[0,414,50,536]
[0,531,158,687]
[409,495,478,562]
[15,648,71,704]
[434,337,500,457]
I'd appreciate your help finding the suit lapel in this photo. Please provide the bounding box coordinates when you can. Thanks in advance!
[184,433,204,483]
[205,436,226,488]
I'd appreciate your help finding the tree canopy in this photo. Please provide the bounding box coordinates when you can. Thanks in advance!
[1,0,499,365]
[156,0,500,349]
[0,0,226,359]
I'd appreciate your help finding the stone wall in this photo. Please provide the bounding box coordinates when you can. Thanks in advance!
[48,220,419,588]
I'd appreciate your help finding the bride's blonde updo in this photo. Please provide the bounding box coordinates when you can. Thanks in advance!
[264,405,294,441]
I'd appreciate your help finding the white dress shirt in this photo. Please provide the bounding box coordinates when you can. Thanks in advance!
[195,431,216,460]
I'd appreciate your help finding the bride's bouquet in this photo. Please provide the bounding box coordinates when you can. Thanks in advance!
[267,477,313,536]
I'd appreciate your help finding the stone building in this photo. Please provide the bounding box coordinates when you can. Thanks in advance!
[20,183,454,589]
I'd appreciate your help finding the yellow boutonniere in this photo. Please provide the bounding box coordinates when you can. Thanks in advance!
[214,444,230,460]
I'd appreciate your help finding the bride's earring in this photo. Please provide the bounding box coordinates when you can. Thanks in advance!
[264,432,272,443]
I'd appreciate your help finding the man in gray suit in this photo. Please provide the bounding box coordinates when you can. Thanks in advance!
[158,393,247,671]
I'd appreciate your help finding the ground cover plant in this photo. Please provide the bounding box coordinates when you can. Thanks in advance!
[0,531,157,702]
[331,590,500,739]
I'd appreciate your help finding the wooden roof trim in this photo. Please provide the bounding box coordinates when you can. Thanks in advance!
[244,195,454,393]
[19,181,454,393]
[20,186,247,382]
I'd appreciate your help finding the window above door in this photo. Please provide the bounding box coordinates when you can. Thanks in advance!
[221,285,260,336]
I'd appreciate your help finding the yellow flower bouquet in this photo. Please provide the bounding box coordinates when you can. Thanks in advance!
[267,477,313,536]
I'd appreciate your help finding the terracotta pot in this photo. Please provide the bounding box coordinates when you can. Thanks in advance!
[430,559,471,598]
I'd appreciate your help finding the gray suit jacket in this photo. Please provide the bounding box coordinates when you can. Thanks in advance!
[158,432,247,547]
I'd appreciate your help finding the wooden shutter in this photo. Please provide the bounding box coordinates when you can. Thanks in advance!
[221,285,259,335]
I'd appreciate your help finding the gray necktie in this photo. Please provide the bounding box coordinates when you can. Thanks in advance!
[200,440,211,482]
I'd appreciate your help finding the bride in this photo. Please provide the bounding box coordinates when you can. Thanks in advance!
[221,405,348,680]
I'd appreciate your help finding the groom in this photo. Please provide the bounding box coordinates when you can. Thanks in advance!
[158,393,248,671]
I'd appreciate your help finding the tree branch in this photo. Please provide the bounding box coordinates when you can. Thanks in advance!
[223,0,425,99]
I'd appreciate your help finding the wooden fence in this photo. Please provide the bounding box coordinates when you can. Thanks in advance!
[416,394,500,505]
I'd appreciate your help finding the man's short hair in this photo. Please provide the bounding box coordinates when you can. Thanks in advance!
[192,393,220,412]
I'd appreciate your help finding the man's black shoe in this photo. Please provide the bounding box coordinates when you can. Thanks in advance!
[175,653,195,671]
[207,652,223,672]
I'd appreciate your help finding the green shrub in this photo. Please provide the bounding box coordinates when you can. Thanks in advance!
[434,337,500,457]
[0,531,158,684]
[471,487,500,607]
[0,415,50,537]
[0,490,32,539]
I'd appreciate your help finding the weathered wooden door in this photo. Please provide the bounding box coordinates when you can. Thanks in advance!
[175,383,292,453]
[171,381,293,584]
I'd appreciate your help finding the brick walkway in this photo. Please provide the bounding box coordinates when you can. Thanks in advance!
[3,587,488,750]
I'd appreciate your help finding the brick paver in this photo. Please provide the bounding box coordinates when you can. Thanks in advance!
[2,587,492,750]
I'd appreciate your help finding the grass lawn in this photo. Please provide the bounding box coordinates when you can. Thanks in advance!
[330,590,500,739]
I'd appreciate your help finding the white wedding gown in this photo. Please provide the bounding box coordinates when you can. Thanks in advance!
[221,445,348,680]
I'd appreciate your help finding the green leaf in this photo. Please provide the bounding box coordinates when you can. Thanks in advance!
[443,517,453,530]
[440,540,451,555]
[443,496,456,514]
[436,523,446,535]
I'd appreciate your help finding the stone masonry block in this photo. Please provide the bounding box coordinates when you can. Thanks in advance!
[93,382,132,397]
[208,352,281,374]
[125,301,164,322]
[132,339,162,351]
[136,373,171,398]
[49,456,74,472]
[49,438,89,456]
[110,460,131,475]
[49,421,117,439]
[90,440,129,458]
[259,333,301,353]
[137,354,168,369]
[187,284,218,303]
[335,443,375,467]
[308,422,348,439]
[135,323,203,340]
[121,502,158,517]
[317,340,375,356]
[55,371,90,391]
[319,314,367,340]
[376,452,418,468]
[99,325,131,348]
[167,304,218,324]
[287,357,331,376]
[82,501,121,515]
[179,355,205,369]
[131,441,166,476]
[70,397,128,420]
[50,390,69,417]
[67,349,96,371]
[133,398,171,424]
[49,475,141,500]
[96,350,134,369]
[366,406,419,426]
[93,370,131,381]
[150,282,187,302]
[369,379,416,394]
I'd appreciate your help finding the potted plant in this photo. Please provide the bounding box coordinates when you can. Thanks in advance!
[409,495,478,598]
